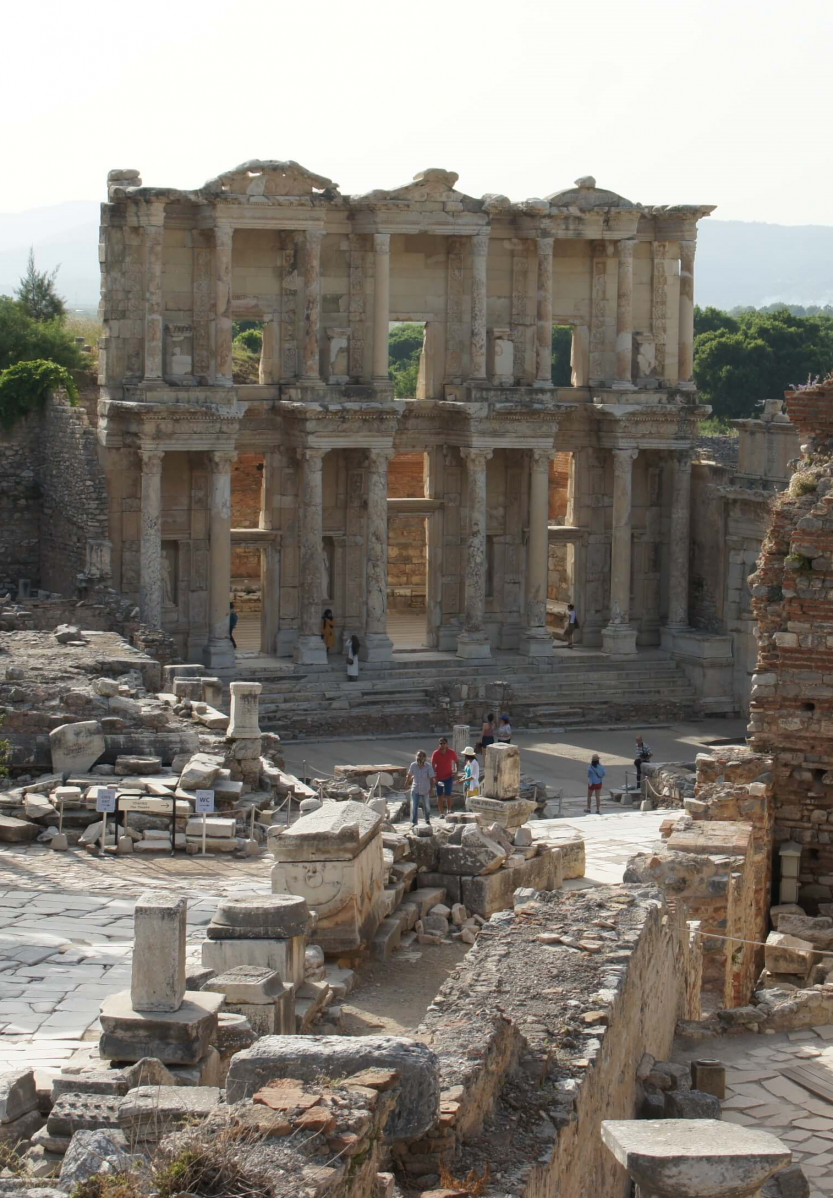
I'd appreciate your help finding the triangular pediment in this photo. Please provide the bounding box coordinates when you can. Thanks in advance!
[356,168,473,204]
[203,160,338,197]
[546,176,639,210]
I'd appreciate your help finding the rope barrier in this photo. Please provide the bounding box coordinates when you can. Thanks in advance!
[690,927,833,959]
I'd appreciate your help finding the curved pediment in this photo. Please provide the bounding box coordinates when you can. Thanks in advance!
[203,160,339,198]
[546,176,640,210]
[354,168,472,204]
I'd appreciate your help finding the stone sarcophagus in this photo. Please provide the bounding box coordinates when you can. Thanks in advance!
[270,800,385,954]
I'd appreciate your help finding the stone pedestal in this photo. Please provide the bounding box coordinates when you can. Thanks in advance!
[602,448,639,657]
[363,449,394,661]
[466,796,536,830]
[131,893,186,1012]
[294,448,328,665]
[228,682,262,738]
[482,743,521,799]
[204,452,236,669]
[270,801,385,954]
[139,450,163,628]
[201,896,311,991]
[601,1119,790,1198]
[99,990,223,1065]
[457,448,493,660]
[452,725,471,758]
[205,966,294,1037]
[520,449,554,658]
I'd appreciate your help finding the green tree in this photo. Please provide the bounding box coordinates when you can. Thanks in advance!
[389,323,424,369]
[392,358,420,398]
[16,249,66,323]
[0,297,83,373]
[0,359,78,429]
[234,328,263,353]
[694,306,739,337]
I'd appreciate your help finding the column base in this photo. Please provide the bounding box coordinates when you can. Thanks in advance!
[360,632,394,662]
[602,624,638,657]
[456,631,492,660]
[611,379,636,391]
[203,639,236,670]
[660,623,691,652]
[677,380,696,391]
[519,627,554,658]
[293,634,329,666]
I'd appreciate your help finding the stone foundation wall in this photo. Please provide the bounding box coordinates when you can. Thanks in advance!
[0,413,41,593]
[389,452,424,498]
[388,515,426,607]
[407,885,700,1197]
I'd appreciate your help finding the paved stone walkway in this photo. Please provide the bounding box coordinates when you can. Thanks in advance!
[674,1027,833,1198]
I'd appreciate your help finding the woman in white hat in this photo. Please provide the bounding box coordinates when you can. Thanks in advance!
[462,746,480,799]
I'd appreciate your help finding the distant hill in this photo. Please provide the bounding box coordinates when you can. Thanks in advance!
[2,202,833,314]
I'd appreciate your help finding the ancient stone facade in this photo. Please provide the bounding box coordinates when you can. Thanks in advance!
[95,162,716,670]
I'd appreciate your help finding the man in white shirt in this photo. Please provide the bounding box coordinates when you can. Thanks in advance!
[406,750,436,827]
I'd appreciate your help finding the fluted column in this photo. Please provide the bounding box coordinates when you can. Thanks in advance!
[204,451,236,669]
[520,449,555,657]
[302,230,324,381]
[293,447,328,664]
[214,224,234,386]
[678,240,696,388]
[139,449,164,627]
[363,448,395,661]
[667,450,692,630]
[470,232,489,381]
[602,448,639,656]
[613,239,636,389]
[142,202,166,383]
[535,228,554,386]
[372,233,391,382]
[457,448,493,660]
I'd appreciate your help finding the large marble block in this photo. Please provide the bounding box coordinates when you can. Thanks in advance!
[466,795,537,829]
[270,800,385,954]
[482,743,521,799]
[131,892,186,1012]
[99,990,222,1065]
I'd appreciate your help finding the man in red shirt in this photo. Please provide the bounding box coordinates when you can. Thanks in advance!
[431,737,459,818]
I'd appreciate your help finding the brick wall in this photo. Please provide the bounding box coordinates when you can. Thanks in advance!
[232,454,262,579]
[548,451,571,521]
[389,452,424,498]
[388,515,426,608]
[0,413,41,592]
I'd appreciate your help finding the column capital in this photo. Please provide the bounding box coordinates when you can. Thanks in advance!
[617,238,637,259]
[612,447,639,473]
[296,446,327,465]
[471,231,491,256]
[679,238,697,263]
[373,233,390,254]
[530,448,555,470]
[139,448,164,474]
[460,447,494,467]
[209,450,237,474]
[651,239,670,258]
[594,240,615,259]
[672,447,693,474]
[367,447,396,467]
[214,223,234,248]
[305,228,325,246]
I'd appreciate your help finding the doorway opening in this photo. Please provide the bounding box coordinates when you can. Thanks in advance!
[232,320,267,384]
[388,323,425,398]
[231,454,264,652]
[547,452,578,643]
[387,452,429,649]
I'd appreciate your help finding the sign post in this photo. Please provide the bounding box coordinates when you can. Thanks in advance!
[96,788,116,853]
[195,790,215,856]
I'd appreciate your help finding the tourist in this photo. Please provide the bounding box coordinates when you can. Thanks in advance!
[634,735,653,786]
[346,634,360,682]
[586,753,606,814]
[481,713,496,749]
[431,736,458,818]
[229,602,238,650]
[497,715,512,744]
[565,603,578,648]
[406,749,435,827]
[321,609,335,655]
[462,746,480,798]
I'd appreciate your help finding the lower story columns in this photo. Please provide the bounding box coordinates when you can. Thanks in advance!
[293,448,328,665]
[520,449,554,657]
[602,447,639,657]
[204,451,237,669]
[363,448,394,661]
[457,448,493,660]
[139,449,163,627]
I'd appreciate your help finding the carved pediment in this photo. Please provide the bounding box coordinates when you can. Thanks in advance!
[546,176,640,210]
[355,168,471,203]
[203,160,339,198]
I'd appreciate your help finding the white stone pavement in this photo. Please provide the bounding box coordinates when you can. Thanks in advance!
[0,808,670,1076]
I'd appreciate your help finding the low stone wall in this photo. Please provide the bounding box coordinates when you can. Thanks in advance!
[404,884,700,1197]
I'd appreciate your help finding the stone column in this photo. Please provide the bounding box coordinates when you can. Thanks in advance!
[214,224,234,386]
[469,232,489,381]
[142,201,166,384]
[664,450,693,638]
[613,239,636,389]
[678,240,696,388]
[535,229,554,386]
[139,449,164,628]
[457,448,493,660]
[228,681,262,738]
[363,448,395,661]
[602,448,639,656]
[302,230,324,382]
[204,451,236,669]
[293,448,328,664]
[520,449,554,657]
[372,233,391,382]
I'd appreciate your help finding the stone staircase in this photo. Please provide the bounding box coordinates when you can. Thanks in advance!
[218,652,699,738]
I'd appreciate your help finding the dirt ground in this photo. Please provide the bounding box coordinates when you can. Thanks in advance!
[342,940,470,1036]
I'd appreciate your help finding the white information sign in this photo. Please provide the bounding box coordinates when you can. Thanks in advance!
[195,791,215,814]
[95,789,117,814]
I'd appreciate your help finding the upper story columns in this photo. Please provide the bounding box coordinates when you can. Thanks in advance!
[214,223,234,386]
[535,227,555,387]
[141,201,166,384]
[372,234,391,382]
[678,240,696,388]
[470,232,490,381]
[613,239,636,389]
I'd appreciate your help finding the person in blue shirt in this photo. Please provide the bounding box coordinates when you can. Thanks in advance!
[229,602,238,650]
[586,754,606,814]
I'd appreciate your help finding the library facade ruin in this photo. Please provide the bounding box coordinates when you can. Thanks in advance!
[91,161,747,696]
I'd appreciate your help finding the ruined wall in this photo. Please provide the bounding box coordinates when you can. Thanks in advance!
[231,454,262,581]
[748,379,833,908]
[39,393,110,596]
[412,886,699,1198]
[690,461,728,632]
[0,413,41,593]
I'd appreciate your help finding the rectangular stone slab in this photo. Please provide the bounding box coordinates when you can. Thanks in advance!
[131,893,187,1012]
[201,937,305,990]
[0,1069,38,1124]
[205,966,284,1004]
[47,1093,123,1137]
[119,1085,220,1141]
[99,990,222,1065]
[50,721,105,774]
[271,800,383,862]
[0,814,40,843]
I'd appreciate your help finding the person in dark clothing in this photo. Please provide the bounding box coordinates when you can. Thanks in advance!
[634,735,653,786]
[229,602,238,649]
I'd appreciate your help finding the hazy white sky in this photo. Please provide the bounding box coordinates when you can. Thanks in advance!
[2,0,831,224]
